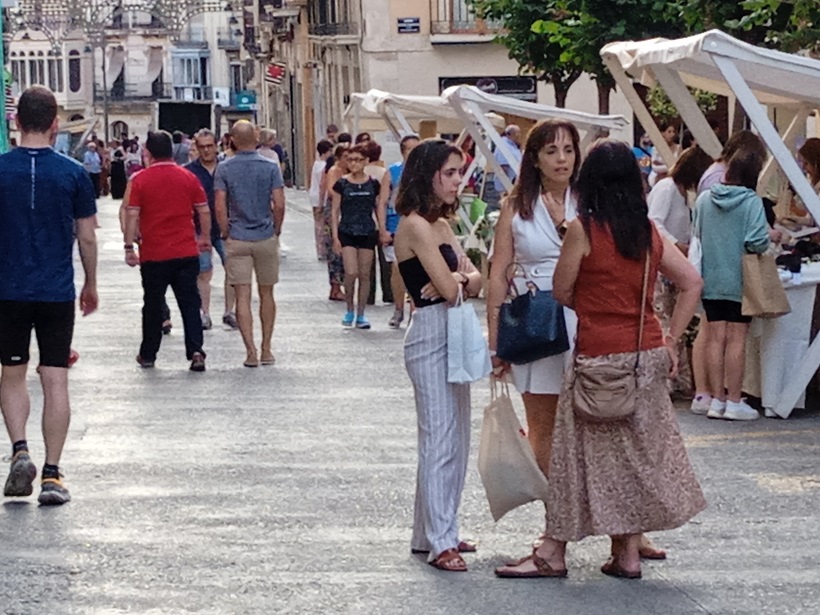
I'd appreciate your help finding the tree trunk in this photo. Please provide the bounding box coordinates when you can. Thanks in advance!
[554,83,569,108]
[597,81,613,115]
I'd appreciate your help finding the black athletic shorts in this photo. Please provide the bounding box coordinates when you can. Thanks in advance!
[702,299,752,324]
[339,231,378,250]
[0,301,75,367]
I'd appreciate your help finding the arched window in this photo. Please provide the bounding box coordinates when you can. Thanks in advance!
[69,114,85,122]
[68,50,81,93]
[112,121,129,140]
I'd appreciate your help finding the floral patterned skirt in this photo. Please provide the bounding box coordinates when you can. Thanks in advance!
[545,347,706,542]
[653,276,695,397]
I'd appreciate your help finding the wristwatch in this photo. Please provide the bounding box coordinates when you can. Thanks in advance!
[124,243,134,251]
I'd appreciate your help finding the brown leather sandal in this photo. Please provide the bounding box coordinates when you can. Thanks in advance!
[601,557,642,579]
[530,554,568,578]
[412,540,476,555]
[429,548,468,572]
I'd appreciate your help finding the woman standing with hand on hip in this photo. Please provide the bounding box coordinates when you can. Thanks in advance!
[533,140,705,580]
[394,140,482,573]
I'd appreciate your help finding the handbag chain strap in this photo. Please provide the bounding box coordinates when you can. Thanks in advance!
[635,250,651,370]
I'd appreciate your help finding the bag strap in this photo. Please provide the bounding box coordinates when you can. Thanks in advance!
[635,250,651,369]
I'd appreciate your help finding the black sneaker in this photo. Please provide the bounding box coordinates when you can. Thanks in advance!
[136,355,155,368]
[190,352,206,372]
[3,451,37,497]
[222,312,238,330]
[38,477,71,506]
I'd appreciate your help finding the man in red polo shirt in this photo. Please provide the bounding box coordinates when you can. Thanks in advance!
[123,130,211,371]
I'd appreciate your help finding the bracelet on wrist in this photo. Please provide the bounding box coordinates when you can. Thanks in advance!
[124,244,134,251]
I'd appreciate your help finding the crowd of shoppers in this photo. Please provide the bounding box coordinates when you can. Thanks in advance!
[1,84,802,593]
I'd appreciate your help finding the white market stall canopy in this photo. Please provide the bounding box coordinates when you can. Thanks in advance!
[442,85,630,192]
[601,30,820,218]
[342,89,506,137]
[343,86,629,193]
[601,30,820,418]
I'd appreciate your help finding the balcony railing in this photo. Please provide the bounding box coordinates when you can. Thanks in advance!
[308,22,358,37]
[94,83,170,102]
[429,0,502,35]
[217,28,243,50]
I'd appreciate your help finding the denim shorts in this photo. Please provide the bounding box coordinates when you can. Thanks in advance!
[199,237,227,273]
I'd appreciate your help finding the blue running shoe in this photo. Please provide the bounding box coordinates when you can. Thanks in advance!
[356,315,371,330]
[342,311,355,327]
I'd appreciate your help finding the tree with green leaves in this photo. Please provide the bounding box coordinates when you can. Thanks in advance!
[466,0,581,107]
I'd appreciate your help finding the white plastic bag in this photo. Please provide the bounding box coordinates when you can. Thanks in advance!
[447,287,492,384]
[688,208,702,276]
[478,379,550,522]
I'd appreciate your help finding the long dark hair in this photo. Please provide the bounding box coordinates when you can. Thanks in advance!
[577,140,652,261]
[396,139,463,222]
[508,119,581,220]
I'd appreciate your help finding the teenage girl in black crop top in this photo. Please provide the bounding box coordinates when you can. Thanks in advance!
[393,140,482,573]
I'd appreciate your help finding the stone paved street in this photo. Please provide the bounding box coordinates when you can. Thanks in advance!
[2,190,820,615]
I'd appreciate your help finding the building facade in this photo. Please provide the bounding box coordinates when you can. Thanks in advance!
[261,0,634,186]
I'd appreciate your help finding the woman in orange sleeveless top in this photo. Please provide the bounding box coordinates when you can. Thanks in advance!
[531,140,706,579]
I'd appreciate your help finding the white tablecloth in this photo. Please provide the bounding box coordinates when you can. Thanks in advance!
[748,261,820,417]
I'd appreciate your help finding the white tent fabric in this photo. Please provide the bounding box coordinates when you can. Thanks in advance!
[143,47,164,84]
[442,85,629,131]
[342,89,505,136]
[602,30,820,106]
[602,30,820,419]
[105,46,126,86]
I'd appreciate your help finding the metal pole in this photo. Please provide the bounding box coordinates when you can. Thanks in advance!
[0,7,9,154]
[100,38,109,143]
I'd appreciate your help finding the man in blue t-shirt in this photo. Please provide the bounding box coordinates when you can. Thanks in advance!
[385,134,420,329]
[0,86,98,506]
[215,120,285,367]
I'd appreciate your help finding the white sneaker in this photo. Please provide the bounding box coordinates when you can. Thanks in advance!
[724,400,760,421]
[706,398,727,419]
[690,394,713,415]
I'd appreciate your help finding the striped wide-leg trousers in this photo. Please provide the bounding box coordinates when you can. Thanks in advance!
[404,303,471,559]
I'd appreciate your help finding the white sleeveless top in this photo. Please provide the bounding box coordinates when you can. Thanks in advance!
[508,188,578,395]
[510,188,577,294]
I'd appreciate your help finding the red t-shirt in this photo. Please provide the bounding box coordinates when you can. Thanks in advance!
[128,162,207,262]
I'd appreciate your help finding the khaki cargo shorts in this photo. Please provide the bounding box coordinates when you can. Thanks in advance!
[225,236,280,286]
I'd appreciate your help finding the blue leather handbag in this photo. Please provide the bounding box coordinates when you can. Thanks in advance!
[496,275,570,365]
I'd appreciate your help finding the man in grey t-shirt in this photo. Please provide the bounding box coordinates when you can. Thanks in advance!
[215,121,285,367]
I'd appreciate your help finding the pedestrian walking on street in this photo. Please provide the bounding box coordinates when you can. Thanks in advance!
[0,85,99,506]
[386,134,421,328]
[320,143,350,302]
[536,140,706,580]
[185,129,238,331]
[215,121,286,367]
[394,139,482,572]
[123,130,211,372]
[309,139,334,261]
[331,143,389,329]
[83,140,103,198]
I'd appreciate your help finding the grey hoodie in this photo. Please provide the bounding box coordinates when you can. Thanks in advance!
[694,184,770,303]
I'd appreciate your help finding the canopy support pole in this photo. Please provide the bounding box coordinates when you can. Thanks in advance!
[652,65,723,159]
[602,54,676,166]
[450,101,505,195]
[465,100,516,194]
[758,105,810,192]
[712,54,820,418]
